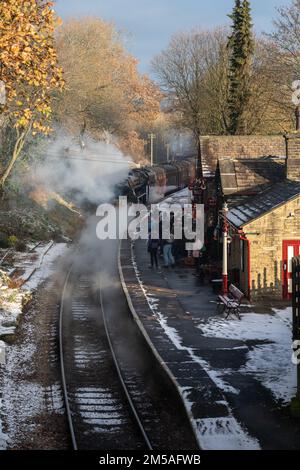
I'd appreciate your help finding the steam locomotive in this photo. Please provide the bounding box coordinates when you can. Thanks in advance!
[118,157,197,204]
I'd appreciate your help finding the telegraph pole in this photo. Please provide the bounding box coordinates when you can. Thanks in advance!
[148,133,156,166]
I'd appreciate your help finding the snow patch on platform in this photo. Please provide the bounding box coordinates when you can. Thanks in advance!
[142,288,241,396]
[195,417,260,451]
[180,387,260,450]
[198,309,296,404]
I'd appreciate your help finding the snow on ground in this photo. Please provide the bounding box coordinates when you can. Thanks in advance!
[0,242,69,449]
[0,319,66,450]
[131,248,260,450]
[181,391,260,450]
[0,397,8,450]
[0,339,8,449]
[7,242,53,281]
[0,273,28,337]
[0,243,68,338]
[197,309,297,404]
[24,243,68,291]
[195,417,260,451]
[0,332,40,449]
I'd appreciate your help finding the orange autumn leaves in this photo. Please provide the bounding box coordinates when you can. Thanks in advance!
[0,3,162,180]
[55,18,162,156]
[0,0,64,134]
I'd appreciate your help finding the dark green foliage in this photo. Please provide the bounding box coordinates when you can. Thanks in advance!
[0,232,10,249]
[227,0,254,134]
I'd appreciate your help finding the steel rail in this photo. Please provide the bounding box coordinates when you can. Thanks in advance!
[99,274,153,450]
[59,265,152,450]
[59,267,78,450]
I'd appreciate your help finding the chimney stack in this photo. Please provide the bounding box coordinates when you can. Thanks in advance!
[285,133,300,181]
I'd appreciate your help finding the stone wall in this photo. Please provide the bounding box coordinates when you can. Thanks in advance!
[229,195,300,299]
[285,133,300,181]
[200,135,286,175]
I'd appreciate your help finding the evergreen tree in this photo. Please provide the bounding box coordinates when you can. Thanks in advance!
[227,0,254,134]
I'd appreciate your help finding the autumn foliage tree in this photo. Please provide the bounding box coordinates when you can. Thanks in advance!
[55,18,161,162]
[0,0,64,187]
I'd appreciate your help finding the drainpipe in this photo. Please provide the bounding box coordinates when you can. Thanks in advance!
[239,234,251,300]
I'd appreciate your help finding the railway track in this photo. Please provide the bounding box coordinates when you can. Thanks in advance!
[59,238,198,450]
[59,267,151,450]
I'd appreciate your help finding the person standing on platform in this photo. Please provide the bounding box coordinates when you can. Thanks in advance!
[163,235,175,268]
[148,237,160,269]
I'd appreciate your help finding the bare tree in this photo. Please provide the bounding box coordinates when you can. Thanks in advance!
[260,0,300,131]
[152,28,229,176]
[269,0,300,76]
[247,38,295,133]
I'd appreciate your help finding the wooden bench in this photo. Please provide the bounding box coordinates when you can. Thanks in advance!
[216,284,244,320]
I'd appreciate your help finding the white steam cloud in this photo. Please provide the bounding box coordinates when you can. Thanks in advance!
[34,132,132,204]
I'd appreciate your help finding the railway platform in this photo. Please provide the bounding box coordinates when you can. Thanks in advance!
[119,237,300,450]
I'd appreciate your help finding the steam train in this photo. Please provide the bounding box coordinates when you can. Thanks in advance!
[118,157,197,204]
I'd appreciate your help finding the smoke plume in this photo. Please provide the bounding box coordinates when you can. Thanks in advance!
[33,131,132,205]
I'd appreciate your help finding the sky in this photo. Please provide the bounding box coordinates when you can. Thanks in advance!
[55,0,290,74]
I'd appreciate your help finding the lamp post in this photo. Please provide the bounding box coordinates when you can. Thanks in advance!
[222,202,229,295]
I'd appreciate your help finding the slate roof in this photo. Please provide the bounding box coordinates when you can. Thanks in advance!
[227,180,300,228]
[219,157,286,196]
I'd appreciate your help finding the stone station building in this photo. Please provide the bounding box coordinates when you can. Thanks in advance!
[211,133,300,300]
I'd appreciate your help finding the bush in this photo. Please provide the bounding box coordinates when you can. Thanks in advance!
[15,240,27,252]
[7,235,18,247]
[0,232,9,248]
[0,233,25,250]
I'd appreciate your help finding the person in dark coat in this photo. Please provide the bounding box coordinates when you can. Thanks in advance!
[148,237,160,269]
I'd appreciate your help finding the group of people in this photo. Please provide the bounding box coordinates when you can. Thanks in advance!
[148,236,175,270]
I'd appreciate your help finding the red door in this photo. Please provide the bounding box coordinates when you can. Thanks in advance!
[283,240,300,299]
